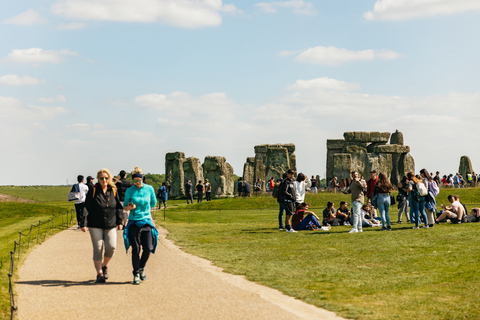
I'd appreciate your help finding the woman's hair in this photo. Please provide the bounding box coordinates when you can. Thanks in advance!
[407,172,419,184]
[420,168,432,181]
[400,176,408,184]
[377,172,393,191]
[298,202,309,210]
[96,168,116,189]
[131,166,143,175]
[296,173,305,182]
[327,201,334,208]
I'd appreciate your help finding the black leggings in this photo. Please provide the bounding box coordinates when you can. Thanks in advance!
[128,224,153,275]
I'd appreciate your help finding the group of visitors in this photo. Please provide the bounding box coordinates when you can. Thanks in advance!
[184,179,212,203]
[438,171,478,188]
[73,166,157,285]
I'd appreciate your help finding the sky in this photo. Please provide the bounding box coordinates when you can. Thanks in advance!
[1,0,480,186]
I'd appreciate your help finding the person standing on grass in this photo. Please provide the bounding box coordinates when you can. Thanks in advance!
[278,169,297,233]
[237,177,244,197]
[373,172,394,231]
[196,180,204,202]
[157,182,168,209]
[81,168,124,283]
[366,170,378,201]
[73,175,89,228]
[310,175,317,194]
[397,176,410,223]
[407,172,429,229]
[185,179,193,204]
[294,173,306,210]
[123,166,158,285]
[204,179,212,201]
[343,171,367,233]
[276,175,287,230]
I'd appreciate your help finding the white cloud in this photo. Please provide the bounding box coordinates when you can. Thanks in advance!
[38,95,67,103]
[255,1,315,15]
[289,77,361,92]
[3,9,48,26]
[364,0,480,21]
[3,48,78,66]
[51,0,241,28]
[57,22,86,29]
[291,45,402,66]
[0,74,45,86]
[0,95,68,123]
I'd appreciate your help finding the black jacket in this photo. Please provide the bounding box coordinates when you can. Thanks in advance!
[115,178,131,202]
[83,184,124,229]
[278,177,295,203]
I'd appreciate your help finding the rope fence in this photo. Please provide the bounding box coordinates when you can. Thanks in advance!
[7,209,75,320]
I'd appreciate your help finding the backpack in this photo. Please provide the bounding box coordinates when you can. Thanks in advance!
[416,182,428,196]
[429,180,440,197]
[272,181,281,198]
[68,184,80,202]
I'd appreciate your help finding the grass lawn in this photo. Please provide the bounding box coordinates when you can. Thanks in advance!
[1,186,480,319]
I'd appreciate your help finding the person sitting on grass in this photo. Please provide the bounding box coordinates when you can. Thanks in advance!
[336,201,351,226]
[436,195,465,224]
[465,208,480,223]
[292,202,331,231]
[323,201,340,226]
[361,204,382,227]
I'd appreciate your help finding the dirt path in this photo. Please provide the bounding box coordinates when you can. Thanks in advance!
[16,226,346,320]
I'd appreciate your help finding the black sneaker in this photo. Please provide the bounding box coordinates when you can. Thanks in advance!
[428,224,434,228]
[396,221,403,224]
[102,266,109,279]
[387,226,392,230]
[380,227,387,231]
[96,274,105,283]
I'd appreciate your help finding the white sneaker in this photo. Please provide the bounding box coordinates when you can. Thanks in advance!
[286,229,297,233]
[412,226,419,229]
[358,229,363,232]
[349,228,358,233]
[321,226,331,231]
[420,225,429,229]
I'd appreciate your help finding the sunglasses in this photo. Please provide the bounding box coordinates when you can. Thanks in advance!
[133,179,142,183]
[99,177,108,181]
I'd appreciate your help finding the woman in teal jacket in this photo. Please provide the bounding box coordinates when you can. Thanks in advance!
[123,166,158,285]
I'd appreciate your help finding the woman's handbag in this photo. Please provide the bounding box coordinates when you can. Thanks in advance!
[390,195,396,205]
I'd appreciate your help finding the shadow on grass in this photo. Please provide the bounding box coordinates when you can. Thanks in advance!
[16,280,131,287]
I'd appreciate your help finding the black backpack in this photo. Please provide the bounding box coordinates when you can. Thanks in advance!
[272,181,282,198]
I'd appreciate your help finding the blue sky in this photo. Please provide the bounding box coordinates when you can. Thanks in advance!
[1,0,480,185]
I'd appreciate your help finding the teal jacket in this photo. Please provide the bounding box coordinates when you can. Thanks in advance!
[123,184,157,220]
[123,219,158,253]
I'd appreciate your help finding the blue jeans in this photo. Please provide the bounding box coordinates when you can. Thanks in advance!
[409,194,428,227]
[295,215,322,230]
[278,203,285,228]
[377,194,391,227]
[352,201,363,231]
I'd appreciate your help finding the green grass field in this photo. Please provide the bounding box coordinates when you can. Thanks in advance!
[1,186,480,319]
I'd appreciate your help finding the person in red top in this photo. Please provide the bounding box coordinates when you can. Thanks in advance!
[292,203,331,231]
[366,170,378,199]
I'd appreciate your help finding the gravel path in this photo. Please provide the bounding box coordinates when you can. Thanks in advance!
[16,226,346,320]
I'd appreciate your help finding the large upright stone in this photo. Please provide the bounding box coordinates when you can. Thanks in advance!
[243,157,255,187]
[366,153,393,180]
[203,156,234,197]
[459,156,473,180]
[165,152,186,197]
[183,157,204,195]
[390,130,404,145]
[332,154,352,179]
[265,147,290,181]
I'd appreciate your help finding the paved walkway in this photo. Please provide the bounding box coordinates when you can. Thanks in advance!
[16,226,346,320]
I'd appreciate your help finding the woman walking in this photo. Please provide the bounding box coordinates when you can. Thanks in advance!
[123,166,158,285]
[374,172,394,231]
[294,173,306,210]
[407,172,429,229]
[81,168,124,283]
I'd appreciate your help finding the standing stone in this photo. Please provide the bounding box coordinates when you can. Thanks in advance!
[203,156,234,197]
[165,152,186,197]
[332,154,352,180]
[390,129,404,145]
[459,156,473,180]
[183,157,204,196]
[242,157,255,188]
[366,153,393,180]
[264,147,290,181]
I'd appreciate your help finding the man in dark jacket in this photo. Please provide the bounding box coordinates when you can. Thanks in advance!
[116,170,131,225]
[278,169,297,232]
[185,180,193,204]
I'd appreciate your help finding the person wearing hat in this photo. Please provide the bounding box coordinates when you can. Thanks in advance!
[204,179,212,201]
[123,166,158,285]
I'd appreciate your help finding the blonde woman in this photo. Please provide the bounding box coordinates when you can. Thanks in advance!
[81,169,124,283]
[123,166,158,285]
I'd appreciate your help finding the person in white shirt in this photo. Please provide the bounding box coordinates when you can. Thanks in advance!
[73,175,90,228]
[436,195,465,223]
[294,173,306,211]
